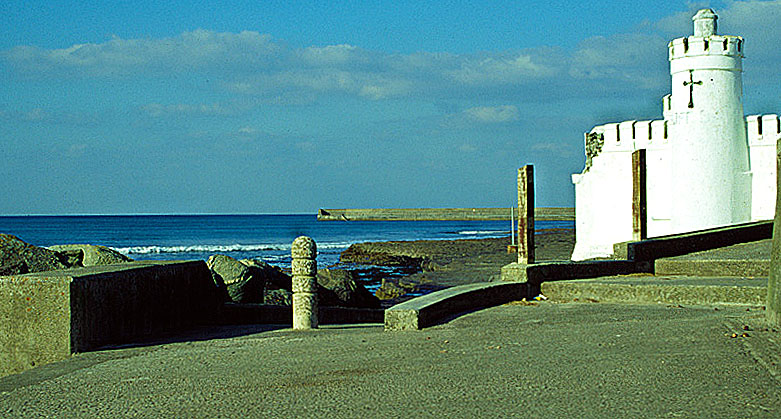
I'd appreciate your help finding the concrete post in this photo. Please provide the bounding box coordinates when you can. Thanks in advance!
[518,165,535,264]
[632,149,648,241]
[291,236,318,330]
[767,139,781,326]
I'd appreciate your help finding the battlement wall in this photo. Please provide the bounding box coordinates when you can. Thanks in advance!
[588,120,668,153]
[668,35,744,60]
[747,114,781,146]
[588,114,779,155]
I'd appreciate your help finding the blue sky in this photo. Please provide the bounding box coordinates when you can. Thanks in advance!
[2,1,780,214]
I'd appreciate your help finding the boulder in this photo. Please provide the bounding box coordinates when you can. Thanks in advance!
[48,244,133,267]
[375,278,417,300]
[0,234,68,275]
[317,268,380,308]
[206,255,380,308]
[264,288,293,306]
[240,258,293,306]
[207,255,266,304]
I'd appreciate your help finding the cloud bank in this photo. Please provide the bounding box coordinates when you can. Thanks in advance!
[8,1,778,109]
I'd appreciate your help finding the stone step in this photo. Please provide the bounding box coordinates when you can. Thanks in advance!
[654,239,771,277]
[541,275,767,307]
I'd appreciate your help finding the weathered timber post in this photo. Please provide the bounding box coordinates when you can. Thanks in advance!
[767,139,781,326]
[632,149,648,241]
[517,165,535,264]
[292,236,318,330]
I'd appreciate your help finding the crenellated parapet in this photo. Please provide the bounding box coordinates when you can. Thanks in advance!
[747,114,781,146]
[668,35,744,61]
[584,119,668,156]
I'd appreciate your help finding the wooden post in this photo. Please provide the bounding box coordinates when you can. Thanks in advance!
[632,150,647,241]
[517,165,535,264]
[767,138,781,326]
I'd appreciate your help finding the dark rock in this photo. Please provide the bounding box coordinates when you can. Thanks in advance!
[340,244,425,268]
[375,278,417,300]
[264,288,292,306]
[207,255,380,309]
[241,259,293,305]
[0,234,68,275]
[317,268,381,309]
[206,255,295,305]
[54,249,83,268]
[48,244,133,267]
[207,255,266,304]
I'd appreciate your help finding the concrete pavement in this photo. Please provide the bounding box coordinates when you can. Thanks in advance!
[1,302,779,418]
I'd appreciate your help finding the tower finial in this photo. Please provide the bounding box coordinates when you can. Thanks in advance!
[693,9,717,36]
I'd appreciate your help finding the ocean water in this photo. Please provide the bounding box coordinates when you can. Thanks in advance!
[0,214,573,269]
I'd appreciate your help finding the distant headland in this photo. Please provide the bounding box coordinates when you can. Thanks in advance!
[316,207,574,222]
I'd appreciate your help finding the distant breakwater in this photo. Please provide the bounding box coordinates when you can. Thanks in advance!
[317,207,574,222]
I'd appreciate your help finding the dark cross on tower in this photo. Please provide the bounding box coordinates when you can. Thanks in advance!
[683,70,703,108]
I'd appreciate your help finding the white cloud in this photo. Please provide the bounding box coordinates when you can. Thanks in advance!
[3,3,779,106]
[4,30,279,76]
[141,102,236,117]
[448,54,555,85]
[464,105,520,123]
[569,33,668,90]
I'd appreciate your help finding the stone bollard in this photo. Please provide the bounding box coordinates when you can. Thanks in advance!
[291,236,318,330]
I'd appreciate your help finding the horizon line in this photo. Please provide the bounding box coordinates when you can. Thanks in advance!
[0,212,314,217]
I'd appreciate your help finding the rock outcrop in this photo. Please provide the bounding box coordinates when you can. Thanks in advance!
[241,258,293,305]
[206,254,379,308]
[47,244,133,267]
[0,234,68,275]
[317,268,380,309]
[207,255,269,304]
[374,278,416,300]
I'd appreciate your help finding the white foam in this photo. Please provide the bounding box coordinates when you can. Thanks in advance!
[455,230,510,238]
[111,241,356,255]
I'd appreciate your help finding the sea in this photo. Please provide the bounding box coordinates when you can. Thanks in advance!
[0,214,573,290]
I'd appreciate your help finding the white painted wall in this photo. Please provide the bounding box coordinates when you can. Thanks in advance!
[668,31,749,233]
[748,115,780,221]
[570,10,778,260]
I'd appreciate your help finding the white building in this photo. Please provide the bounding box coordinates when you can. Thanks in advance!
[571,9,779,260]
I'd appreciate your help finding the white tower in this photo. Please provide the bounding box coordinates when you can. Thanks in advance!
[667,9,750,233]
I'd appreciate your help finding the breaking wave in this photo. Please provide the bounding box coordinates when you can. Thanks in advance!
[456,230,509,236]
[112,241,355,255]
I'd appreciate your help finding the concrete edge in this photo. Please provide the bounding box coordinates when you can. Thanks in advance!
[501,260,647,297]
[542,280,767,306]
[383,282,526,331]
[654,258,770,277]
[614,220,773,261]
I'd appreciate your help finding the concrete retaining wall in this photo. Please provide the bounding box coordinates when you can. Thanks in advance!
[1,261,220,377]
[614,220,773,262]
[317,207,574,221]
[384,282,526,330]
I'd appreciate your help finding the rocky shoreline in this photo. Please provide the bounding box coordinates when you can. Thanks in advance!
[0,233,381,310]
[336,228,575,305]
[1,228,575,309]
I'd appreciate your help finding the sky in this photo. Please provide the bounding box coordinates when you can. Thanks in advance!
[1,1,780,215]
